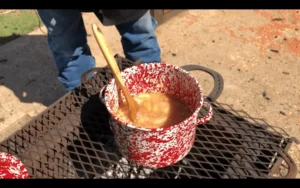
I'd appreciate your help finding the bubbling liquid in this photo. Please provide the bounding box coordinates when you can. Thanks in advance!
[114,92,193,129]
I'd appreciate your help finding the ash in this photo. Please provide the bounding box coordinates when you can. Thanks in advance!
[94,157,154,179]
[93,158,188,179]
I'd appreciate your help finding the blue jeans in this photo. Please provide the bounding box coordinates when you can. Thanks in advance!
[37,10,161,91]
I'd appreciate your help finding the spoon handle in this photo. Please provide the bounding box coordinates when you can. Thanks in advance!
[92,24,137,121]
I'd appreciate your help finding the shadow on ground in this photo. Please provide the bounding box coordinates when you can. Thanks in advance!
[0,34,66,106]
[0,34,21,46]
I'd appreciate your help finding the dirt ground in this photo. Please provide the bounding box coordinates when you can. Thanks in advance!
[0,10,15,15]
[0,10,299,178]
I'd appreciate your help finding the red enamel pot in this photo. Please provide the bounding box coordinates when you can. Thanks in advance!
[0,152,29,179]
[101,63,213,168]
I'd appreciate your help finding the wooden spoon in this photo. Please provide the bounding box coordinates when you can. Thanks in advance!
[92,24,138,121]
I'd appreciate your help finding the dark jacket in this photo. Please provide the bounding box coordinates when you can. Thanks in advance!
[79,9,149,26]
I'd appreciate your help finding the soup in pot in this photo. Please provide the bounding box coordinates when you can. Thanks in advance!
[114,92,193,129]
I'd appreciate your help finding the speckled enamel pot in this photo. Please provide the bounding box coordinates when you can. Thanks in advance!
[102,63,213,168]
[0,152,29,179]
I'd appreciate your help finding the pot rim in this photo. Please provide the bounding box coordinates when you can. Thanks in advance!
[103,63,204,132]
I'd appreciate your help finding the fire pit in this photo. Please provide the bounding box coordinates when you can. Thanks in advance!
[0,55,298,178]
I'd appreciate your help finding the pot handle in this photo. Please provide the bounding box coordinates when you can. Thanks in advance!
[99,85,107,104]
[180,64,224,102]
[81,67,106,90]
[196,101,213,125]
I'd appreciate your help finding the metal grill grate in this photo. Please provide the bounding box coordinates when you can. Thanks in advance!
[0,54,297,179]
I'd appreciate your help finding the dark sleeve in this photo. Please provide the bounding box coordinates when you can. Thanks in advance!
[94,9,149,26]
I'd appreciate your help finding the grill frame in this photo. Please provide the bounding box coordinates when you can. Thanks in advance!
[0,54,297,179]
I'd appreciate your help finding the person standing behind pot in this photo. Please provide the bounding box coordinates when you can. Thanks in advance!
[37,9,162,91]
